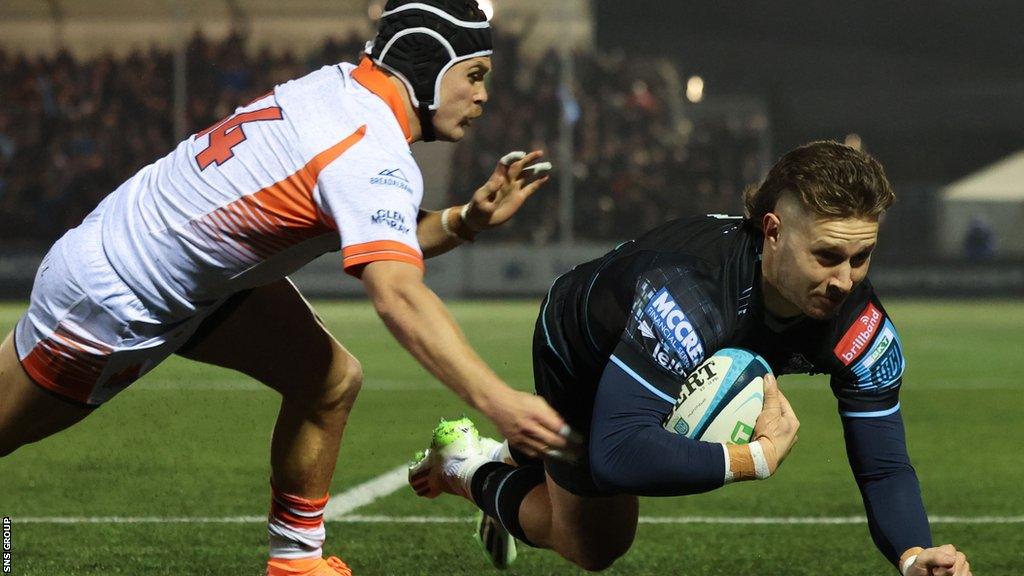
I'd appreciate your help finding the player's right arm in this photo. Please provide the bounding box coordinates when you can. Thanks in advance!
[589,358,797,495]
[361,259,577,459]
[415,150,550,258]
[734,373,800,478]
[586,272,798,495]
[310,125,575,458]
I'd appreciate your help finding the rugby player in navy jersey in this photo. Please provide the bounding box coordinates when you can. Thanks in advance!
[411,141,972,575]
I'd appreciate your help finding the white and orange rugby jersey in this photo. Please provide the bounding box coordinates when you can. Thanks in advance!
[100,58,424,318]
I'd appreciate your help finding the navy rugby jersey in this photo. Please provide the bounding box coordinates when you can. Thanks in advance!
[540,214,904,422]
[538,214,930,565]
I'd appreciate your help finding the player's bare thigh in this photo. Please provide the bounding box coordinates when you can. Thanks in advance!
[175,279,360,401]
[0,331,93,456]
[544,471,639,570]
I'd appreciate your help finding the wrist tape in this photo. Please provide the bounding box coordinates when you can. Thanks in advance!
[900,547,925,576]
[440,207,461,240]
[723,441,772,483]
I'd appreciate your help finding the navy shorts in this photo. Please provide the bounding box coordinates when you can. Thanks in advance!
[531,315,614,497]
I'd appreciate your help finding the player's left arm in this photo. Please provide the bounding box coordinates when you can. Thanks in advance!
[843,409,972,575]
[416,150,551,258]
[832,296,971,574]
[841,407,930,565]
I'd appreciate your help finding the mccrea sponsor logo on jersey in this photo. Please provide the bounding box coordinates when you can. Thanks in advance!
[643,288,705,371]
[370,168,413,194]
[370,209,411,234]
[637,318,689,376]
[851,319,904,390]
[834,302,883,365]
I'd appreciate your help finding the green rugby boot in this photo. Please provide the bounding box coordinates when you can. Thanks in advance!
[408,417,488,500]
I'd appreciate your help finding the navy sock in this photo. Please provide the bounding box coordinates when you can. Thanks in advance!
[470,462,545,547]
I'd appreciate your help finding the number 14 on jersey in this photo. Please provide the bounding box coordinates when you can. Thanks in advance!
[194,106,283,170]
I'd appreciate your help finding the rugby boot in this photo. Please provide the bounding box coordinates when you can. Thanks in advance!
[478,436,519,465]
[474,511,518,570]
[266,555,352,576]
[408,416,490,500]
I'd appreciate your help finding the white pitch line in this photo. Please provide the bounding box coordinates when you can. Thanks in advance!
[638,515,1024,525]
[17,516,266,524]
[323,464,410,520]
[15,515,1024,525]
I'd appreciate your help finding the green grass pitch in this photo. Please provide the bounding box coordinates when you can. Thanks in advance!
[1,299,1022,575]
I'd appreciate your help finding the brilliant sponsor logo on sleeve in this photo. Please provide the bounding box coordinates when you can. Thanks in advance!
[370,209,411,234]
[833,301,882,365]
[369,168,414,194]
[643,288,705,371]
[851,319,904,390]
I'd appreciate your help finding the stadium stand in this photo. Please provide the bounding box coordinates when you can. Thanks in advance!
[0,28,765,244]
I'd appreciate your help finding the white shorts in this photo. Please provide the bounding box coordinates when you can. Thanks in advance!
[14,209,224,407]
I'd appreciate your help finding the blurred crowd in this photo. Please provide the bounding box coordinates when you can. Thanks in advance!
[0,29,766,244]
[451,30,767,242]
[0,32,364,242]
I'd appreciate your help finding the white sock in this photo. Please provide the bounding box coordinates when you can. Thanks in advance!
[446,454,490,501]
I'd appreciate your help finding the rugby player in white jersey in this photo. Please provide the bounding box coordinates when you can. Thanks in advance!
[0,2,578,574]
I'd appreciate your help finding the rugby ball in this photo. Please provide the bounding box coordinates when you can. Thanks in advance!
[662,348,770,444]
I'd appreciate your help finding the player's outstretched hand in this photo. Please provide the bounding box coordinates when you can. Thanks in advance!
[903,544,972,576]
[462,150,552,232]
[751,374,800,475]
[481,386,582,462]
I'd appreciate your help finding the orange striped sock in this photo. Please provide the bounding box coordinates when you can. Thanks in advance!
[268,483,330,560]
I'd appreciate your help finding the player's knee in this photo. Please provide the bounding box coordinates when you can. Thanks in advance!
[0,417,17,457]
[0,437,28,458]
[0,427,26,458]
[320,351,362,410]
[279,345,362,413]
[572,546,629,572]
[338,353,363,400]
[589,535,633,571]
[575,556,614,572]
[559,521,635,572]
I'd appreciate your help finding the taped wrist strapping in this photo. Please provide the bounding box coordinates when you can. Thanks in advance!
[723,441,771,483]
[900,547,924,576]
[459,203,477,232]
[440,207,461,240]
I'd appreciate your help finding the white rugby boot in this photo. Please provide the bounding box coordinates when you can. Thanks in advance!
[408,416,490,500]
[408,418,520,570]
